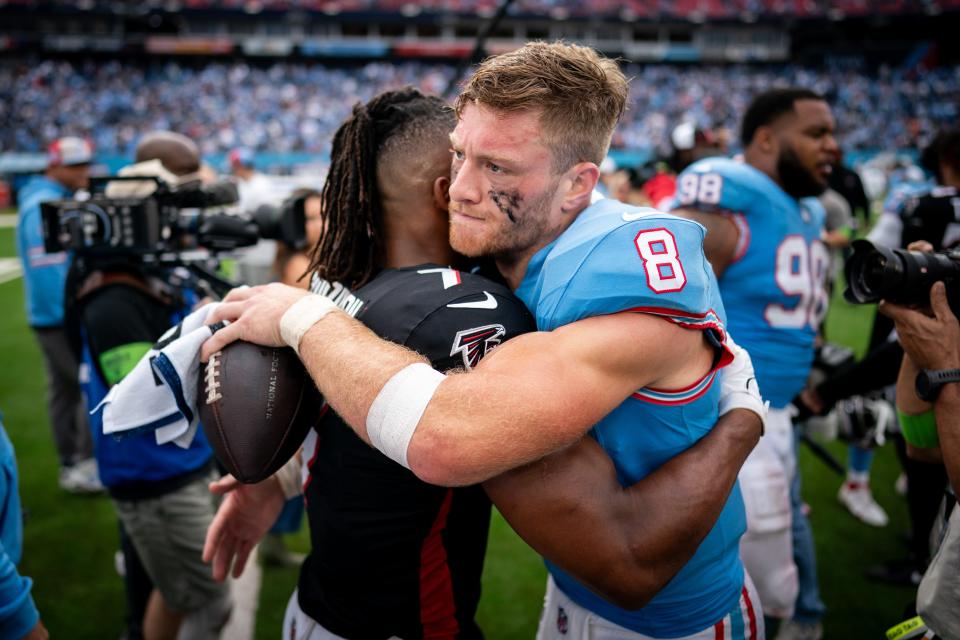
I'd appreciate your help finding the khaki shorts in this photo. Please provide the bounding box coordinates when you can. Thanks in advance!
[114,471,228,613]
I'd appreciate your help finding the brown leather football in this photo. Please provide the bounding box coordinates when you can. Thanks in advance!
[199,340,323,483]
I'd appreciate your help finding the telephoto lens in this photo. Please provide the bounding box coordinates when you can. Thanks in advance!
[844,239,960,313]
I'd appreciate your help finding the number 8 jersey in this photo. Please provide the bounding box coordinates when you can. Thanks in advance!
[515,198,746,637]
[672,157,828,408]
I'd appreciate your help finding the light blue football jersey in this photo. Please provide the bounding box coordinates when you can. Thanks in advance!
[672,158,828,409]
[515,198,746,637]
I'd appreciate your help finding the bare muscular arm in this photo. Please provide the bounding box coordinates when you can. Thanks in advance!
[883,282,960,489]
[203,284,715,486]
[671,208,740,278]
[483,408,760,610]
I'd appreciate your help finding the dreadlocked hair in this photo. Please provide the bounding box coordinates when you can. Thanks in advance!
[307,86,453,289]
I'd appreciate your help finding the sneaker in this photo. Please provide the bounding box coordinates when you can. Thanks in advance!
[865,558,924,586]
[894,471,908,496]
[114,550,126,577]
[58,458,104,494]
[838,482,888,527]
[775,620,823,640]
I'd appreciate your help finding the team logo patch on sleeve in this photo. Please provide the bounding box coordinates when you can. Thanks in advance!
[450,324,505,370]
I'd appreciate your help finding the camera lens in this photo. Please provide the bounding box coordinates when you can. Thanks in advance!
[845,239,960,307]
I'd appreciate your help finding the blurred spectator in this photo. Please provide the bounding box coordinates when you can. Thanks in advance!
[819,188,854,253]
[641,121,727,210]
[14,136,101,495]
[0,415,48,640]
[228,147,282,285]
[827,150,871,229]
[228,148,273,211]
[817,185,893,531]
[274,188,323,289]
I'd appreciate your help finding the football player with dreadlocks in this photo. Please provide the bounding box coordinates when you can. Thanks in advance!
[204,86,762,639]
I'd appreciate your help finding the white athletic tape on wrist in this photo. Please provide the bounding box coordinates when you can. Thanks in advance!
[279,294,340,356]
[366,363,446,469]
[719,336,768,433]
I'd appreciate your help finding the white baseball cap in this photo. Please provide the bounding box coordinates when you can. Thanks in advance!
[671,122,697,151]
[47,137,94,167]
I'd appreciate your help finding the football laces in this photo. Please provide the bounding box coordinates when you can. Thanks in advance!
[205,351,223,405]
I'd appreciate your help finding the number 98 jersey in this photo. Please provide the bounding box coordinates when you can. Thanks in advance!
[672,157,828,408]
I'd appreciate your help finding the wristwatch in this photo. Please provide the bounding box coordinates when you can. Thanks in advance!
[915,368,960,402]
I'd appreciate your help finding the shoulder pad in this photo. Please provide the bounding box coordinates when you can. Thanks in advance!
[358,266,535,372]
[673,158,765,214]
[534,208,724,332]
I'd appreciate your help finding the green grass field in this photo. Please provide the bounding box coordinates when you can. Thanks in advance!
[0,220,917,638]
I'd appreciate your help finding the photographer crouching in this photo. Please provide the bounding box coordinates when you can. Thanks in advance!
[876,248,960,640]
[63,132,233,639]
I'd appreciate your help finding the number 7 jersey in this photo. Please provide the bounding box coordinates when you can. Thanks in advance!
[672,157,828,408]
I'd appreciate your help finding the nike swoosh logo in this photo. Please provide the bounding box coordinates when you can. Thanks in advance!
[447,291,498,310]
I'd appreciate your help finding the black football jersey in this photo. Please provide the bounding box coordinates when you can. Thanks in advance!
[900,186,960,250]
[299,265,535,640]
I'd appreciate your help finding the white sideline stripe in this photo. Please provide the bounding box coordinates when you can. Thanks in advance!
[221,548,261,640]
[0,215,16,228]
[0,258,22,285]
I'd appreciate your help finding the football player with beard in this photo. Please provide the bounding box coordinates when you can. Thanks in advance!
[671,88,838,640]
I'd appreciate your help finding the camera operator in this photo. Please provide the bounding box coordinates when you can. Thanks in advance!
[882,274,960,640]
[229,148,278,286]
[795,131,960,584]
[883,274,960,495]
[273,188,323,289]
[15,136,100,494]
[70,131,231,639]
[801,130,960,415]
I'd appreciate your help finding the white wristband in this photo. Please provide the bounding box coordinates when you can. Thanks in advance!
[280,294,340,356]
[366,363,446,469]
[719,334,768,433]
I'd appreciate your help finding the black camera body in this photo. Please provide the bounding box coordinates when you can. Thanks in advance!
[844,239,960,315]
[43,175,313,299]
[41,175,307,258]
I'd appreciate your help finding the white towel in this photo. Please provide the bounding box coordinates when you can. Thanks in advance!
[98,303,224,448]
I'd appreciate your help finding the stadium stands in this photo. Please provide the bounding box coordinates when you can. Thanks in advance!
[3,59,957,159]
[4,0,960,19]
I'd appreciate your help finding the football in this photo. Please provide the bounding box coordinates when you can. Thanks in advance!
[198,340,324,484]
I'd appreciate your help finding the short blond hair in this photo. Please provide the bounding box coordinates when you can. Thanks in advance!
[455,41,628,172]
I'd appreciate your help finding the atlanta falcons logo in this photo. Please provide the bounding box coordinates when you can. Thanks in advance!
[450,324,505,370]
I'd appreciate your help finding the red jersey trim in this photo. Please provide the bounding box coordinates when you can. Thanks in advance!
[420,489,458,638]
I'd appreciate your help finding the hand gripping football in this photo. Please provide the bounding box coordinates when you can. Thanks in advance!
[199,341,323,483]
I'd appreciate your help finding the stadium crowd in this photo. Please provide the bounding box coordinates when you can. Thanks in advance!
[8,0,960,18]
[3,58,959,160]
